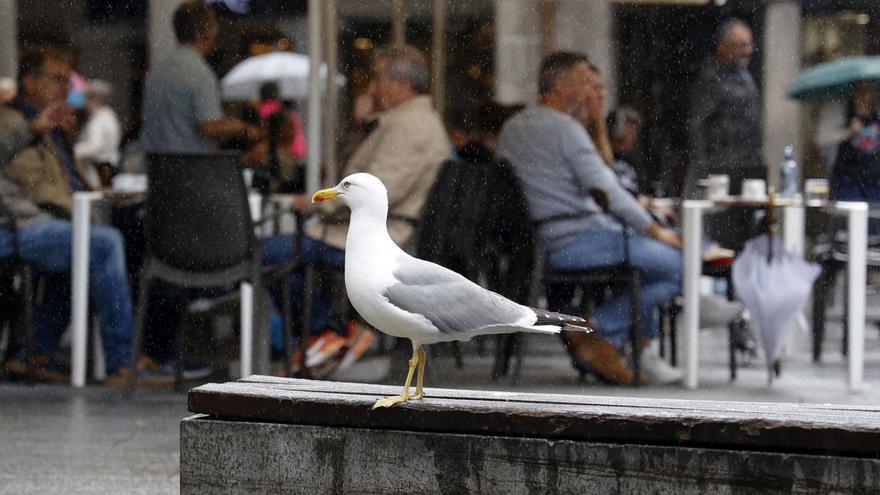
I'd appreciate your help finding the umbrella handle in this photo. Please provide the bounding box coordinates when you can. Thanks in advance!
[765,191,775,263]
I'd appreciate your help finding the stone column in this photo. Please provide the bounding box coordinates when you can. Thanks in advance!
[149,0,182,69]
[494,0,541,104]
[762,0,802,188]
[0,0,17,78]
[554,0,616,110]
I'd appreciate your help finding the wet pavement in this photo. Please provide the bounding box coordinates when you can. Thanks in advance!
[2,293,880,494]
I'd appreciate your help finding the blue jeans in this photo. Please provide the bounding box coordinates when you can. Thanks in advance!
[260,234,346,338]
[548,225,682,349]
[0,219,132,374]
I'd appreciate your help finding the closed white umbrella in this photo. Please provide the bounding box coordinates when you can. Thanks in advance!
[732,234,821,382]
[220,51,343,101]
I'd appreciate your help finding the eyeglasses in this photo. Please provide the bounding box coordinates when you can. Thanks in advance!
[35,71,70,85]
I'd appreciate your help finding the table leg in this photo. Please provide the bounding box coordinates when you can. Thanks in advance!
[71,193,101,388]
[240,282,254,379]
[783,205,805,257]
[682,201,706,389]
[846,204,867,392]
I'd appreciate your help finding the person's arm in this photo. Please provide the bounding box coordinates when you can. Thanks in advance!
[316,118,449,222]
[565,124,681,248]
[0,111,33,166]
[686,69,717,171]
[566,124,652,232]
[0,102,69,165]
[367,123,448,211]
[191,68,261,144]
[198,117,261,142]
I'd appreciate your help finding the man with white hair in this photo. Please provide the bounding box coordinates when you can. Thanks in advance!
[261,44,451,373]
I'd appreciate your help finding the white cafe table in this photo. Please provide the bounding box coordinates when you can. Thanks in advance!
[70,189,269,388]
[681,197,868,392]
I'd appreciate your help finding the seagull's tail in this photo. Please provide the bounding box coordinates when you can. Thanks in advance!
[530,307,593,333]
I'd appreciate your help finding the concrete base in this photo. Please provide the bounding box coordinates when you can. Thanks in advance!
[181,415,880,494]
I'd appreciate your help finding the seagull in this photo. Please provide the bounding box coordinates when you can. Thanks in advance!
[311,173,592,408]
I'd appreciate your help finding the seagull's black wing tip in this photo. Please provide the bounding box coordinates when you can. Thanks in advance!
[562,324,594,334]
[530,307,590,329]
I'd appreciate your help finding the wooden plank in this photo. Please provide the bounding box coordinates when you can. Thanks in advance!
[188,377,880,457]
[237,375,880,415]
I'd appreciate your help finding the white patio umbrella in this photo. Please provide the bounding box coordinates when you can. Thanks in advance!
[220,51,344,101]
[732,234,821,383]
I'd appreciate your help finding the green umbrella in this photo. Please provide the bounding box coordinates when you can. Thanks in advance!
[786,56,880,101]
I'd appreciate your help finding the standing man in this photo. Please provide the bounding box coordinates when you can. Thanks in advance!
[497,52,684,385]
[141,0,259,154]
[687,18,763,194]
[686,18,764,248]
[138,0,261,372]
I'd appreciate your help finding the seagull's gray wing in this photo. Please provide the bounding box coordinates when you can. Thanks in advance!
[384,257,533,334]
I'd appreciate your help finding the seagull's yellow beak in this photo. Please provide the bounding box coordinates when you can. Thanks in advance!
[311,188,339,203]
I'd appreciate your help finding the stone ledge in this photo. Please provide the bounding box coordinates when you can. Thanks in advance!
[180,415,880,495]
[187,375,880,458]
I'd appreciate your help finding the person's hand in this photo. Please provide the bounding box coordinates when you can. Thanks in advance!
[291,194,308,212]
[849,118,864,137]
[244,123,264,143]
[57,103,77,133]
[649,203,678,222]
[352,89,374,124]
[241,140,268,166]
[29,101,70,135]
[648,223,682,249]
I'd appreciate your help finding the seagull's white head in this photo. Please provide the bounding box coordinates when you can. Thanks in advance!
[311,173,388,213]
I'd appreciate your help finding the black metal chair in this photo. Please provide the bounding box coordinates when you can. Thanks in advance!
[130,153,295,390]
[0,256,35,384]
[0,201,37,384]
[811,209,880,362]
[485,160,643,385]
[411,158,492,366]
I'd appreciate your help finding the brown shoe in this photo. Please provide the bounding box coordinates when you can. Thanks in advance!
[563,331,639,385]
[5,355,70,384]
[103,366,175,388]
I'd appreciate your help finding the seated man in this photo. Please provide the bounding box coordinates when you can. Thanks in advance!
[2,50,94,215]
[0,74,167,385]
[261,45,451,370]
[496,52,683,385]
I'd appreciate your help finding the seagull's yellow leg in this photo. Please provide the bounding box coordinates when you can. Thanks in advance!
[372,346,420,408]
[412,346,427,399]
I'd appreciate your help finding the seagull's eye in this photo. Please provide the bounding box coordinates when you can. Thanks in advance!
[343,181,352,189]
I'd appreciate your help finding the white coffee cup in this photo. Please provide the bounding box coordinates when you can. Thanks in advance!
[699,174,729,200]
[741,179,767,200]
[804,178,830,202]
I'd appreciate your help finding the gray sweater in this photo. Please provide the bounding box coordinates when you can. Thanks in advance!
[496,106,652,250]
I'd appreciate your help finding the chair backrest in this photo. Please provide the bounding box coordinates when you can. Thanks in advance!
[144,153,255,273]
[482,159,538,302]
[414,159,489,281]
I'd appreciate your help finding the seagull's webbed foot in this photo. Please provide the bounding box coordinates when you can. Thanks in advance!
[373,345,424,409]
